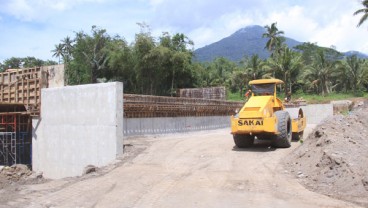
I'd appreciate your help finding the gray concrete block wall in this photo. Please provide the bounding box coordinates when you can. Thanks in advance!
[287,104,333,124]
[124,116,230,136]
[32,82,123,179]
[123,103,333,136]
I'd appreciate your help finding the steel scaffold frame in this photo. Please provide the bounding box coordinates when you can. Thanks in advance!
[0,113,31,166]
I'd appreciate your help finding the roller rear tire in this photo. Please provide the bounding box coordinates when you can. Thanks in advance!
[292,131,304,141]
[233,134,254,148]
[272,111,292,148]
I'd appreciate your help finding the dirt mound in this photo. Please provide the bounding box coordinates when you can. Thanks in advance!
[0,164,45,189]
[284,100,368,207]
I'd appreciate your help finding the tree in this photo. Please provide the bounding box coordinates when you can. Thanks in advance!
[209,57,236,86]
[160,33,194,96]
[51,43,64,64]
[107,37,137,92]
[262,22,285,56]
[0,62,4,72]
[303,50,337,96]
[57,27,111,85]
[336,55,368,93]
[61,36,74,60]
[241,54,265,80]
[22,56,44,68]
[230,69,251,97]
[354,0,368,28]
[133,25,157,94]
[264,47,303,96]
[3,57,23,69]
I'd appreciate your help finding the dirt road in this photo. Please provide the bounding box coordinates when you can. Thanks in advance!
[4,125,362,208]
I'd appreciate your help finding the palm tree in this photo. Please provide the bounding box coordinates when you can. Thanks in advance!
[336,55,368,93]
[264,47,303,96]
[231,70,251,97]
[262,22,285,55]
[242,54,265,80]
[61,36,74,62]
[51,43,64,64]
[303,50,337,96]
[354,0,368,27]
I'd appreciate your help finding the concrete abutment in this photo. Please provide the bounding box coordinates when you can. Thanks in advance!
[32,82,123,179]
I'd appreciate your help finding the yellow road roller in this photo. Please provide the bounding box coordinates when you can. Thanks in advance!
[231,79,306,148]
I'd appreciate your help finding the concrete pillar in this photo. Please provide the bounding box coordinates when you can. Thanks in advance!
[32,82,123,179]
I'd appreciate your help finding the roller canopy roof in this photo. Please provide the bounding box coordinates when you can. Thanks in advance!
[249,79,284,85]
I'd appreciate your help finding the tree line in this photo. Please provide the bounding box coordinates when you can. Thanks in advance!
[0,57,57,71]
[1,1,367,98]
[1,24,367,98]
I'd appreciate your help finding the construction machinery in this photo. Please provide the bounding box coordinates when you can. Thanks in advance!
[230,79,306,148]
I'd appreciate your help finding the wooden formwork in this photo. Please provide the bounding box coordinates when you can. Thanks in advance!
[0,67,48,115]
[124,94,244,118]
[0,67,241,118]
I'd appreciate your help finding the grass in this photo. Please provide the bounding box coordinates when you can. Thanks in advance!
[292,92,368,104]
[227,91,245,101]
[227,91,368,104]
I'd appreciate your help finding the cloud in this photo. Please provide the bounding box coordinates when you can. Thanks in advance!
[0,0,367,62]
[258,0,367,53]
[149,0,265,31]
[0,0,108,21]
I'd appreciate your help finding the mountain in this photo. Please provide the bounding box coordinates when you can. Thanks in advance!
[193,25,301,62]
[343,51,368,59]
[193,25,368,62]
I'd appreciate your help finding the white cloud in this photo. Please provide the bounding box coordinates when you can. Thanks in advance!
[0,0,108,21]
[1,0,368,62]
[257,1,367,53]
[188,27,216,48]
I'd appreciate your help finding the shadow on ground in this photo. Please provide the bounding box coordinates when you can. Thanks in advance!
[232,140,277,152]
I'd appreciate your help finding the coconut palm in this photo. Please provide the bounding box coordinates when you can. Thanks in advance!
[61,36,74,62]
[264,47,303,96]
[354,0,368,27]
[303,50,337,96]
[242,54,265,80]
[51,43,64,64]
[262,22,285,55]
[336,55,368,93]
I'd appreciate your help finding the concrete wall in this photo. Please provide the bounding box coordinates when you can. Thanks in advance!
[286,103,333,124]
[124,103,334,136]
[32,82,123,179]
[124,116,230,136]
[42,64,65,88]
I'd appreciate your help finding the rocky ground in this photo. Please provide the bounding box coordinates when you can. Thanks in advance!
[0,136,153,206]
[284,100,368,207]
[0,165,45,189]
[1,100,367,207]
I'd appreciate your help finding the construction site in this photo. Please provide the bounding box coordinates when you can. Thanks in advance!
[0,65,367,208]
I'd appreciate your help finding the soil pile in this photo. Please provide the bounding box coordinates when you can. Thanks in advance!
[284,100,368,207]
[0,164,44,189]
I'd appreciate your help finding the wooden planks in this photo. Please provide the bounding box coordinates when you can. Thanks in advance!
[0,67,48,115]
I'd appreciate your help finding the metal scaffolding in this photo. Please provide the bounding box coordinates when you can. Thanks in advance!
[0,113,31,166]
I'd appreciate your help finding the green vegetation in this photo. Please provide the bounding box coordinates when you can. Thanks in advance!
[228,91,368,104]
[0,57,57,72]
[293,92,368,104]
[354,0,368,28]
[0,20,367,101]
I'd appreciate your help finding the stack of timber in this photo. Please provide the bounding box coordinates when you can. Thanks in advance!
[0,67,48,115]
[124,94,244,118]
[178,87,226,100]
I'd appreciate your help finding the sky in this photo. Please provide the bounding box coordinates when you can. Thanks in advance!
[0,0,367,62]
